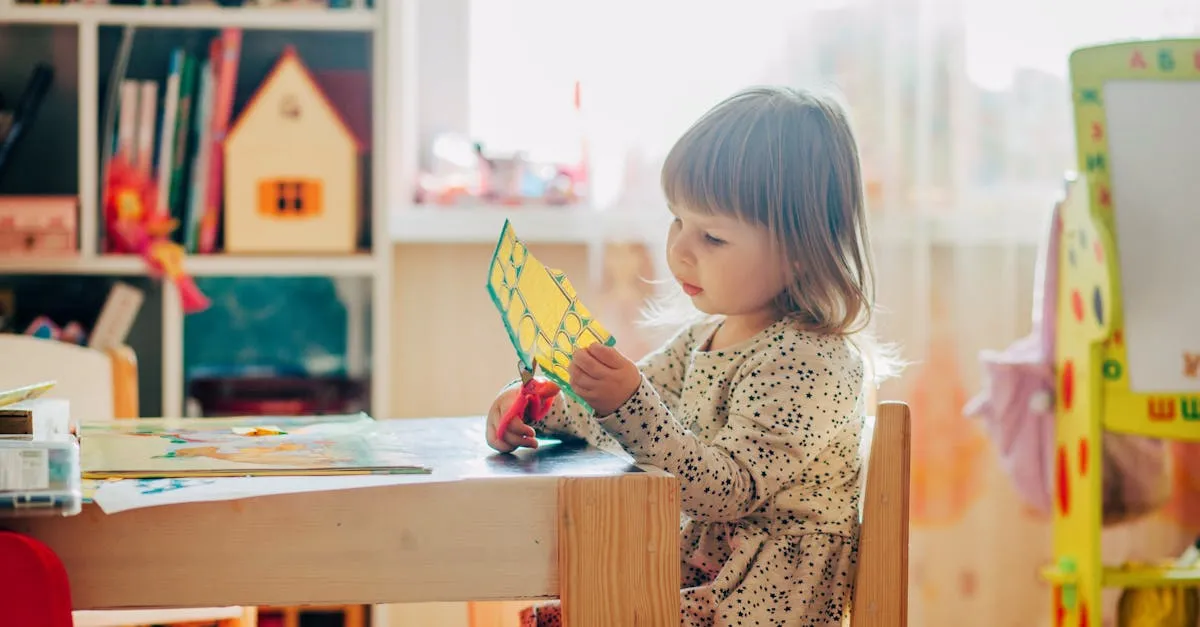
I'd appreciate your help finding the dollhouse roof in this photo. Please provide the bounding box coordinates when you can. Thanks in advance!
[226,46,365,153]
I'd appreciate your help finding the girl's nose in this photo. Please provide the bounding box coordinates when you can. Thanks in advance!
[669,238,695,267]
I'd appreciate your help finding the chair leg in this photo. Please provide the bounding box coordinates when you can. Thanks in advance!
[343,604,365,627]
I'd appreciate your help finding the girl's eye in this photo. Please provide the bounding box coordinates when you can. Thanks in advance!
[704,233,725,245]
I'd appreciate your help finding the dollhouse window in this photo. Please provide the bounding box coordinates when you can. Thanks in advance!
[257,178,323,219]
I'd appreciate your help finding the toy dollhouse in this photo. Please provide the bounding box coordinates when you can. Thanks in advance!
[223,46,363,255]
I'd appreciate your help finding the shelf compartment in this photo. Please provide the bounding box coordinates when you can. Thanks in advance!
[5,5,377,32]
[0,273,165,416]
[94,26,375,256]
[0,24,79,198]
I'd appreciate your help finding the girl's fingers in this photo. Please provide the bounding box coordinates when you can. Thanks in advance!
[503,429,538,450]
[568,362,589,386]
[508,419,536,439]
[571,350,602,378]
[587,344,623,368]
[488,427,515,452]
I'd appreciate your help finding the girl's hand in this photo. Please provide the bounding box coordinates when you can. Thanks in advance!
[569,344,641,416]
[486,387,539,453]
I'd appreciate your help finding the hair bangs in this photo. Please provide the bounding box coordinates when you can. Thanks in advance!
[660,99,775,224]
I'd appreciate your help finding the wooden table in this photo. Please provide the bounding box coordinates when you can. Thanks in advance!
[6,417,682,626]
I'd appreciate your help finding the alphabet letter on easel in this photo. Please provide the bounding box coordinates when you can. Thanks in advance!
[1183,352,1200,378]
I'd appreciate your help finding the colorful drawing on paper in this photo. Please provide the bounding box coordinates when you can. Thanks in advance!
[131,478,219,495]
[79,414,430,479]
[486,219,615,407]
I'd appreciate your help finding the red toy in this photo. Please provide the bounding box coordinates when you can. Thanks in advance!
[495,361,560,442]
[103,155,210,314]
[0,531,74,627]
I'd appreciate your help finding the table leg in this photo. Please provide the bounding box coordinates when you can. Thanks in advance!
[557,473,680,626]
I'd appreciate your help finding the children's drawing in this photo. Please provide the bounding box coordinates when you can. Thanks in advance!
[486,219,615,407]
[133,478,218,495]
[80,414,429,479]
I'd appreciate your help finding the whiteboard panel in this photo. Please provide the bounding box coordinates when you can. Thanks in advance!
[1104,80,1200,393]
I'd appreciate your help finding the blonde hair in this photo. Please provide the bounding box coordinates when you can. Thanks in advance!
[646,85,902,381]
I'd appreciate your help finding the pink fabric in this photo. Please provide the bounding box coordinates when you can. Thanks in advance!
[964,191,1170,524]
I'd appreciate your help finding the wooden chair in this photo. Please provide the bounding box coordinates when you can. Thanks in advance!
[849,400,912,627]
[0,334,256,627]
[496,400,912,627]
[0,334,138,422]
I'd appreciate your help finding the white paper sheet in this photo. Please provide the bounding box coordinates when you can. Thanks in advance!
[1104,80,1200,393]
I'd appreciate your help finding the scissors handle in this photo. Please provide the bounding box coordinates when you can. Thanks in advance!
[494,365,558,442]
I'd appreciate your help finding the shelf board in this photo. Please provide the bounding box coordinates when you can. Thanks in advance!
[1042,564,1200,588]
[1105,564,1200,588]
[3,4,378,31]
[390,204,672,244]
[0,253,379,277]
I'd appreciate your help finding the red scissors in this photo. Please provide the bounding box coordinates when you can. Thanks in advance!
[494,360,560,442]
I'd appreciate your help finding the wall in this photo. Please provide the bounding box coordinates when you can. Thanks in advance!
[388,240,650,419]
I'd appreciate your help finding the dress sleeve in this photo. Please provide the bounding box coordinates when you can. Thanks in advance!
[532,324,696,442]
[596,340,864,523]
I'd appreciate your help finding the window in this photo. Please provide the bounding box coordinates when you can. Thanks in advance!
[465,0,1200,218]
[258,178,323,219]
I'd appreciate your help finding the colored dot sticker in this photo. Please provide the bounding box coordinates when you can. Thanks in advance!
[1072,290,1084,322]
[1056,445,1070,516]
[1061,360,1074,411]
[1078,438,1088,476]
[1079,600,1088,627]
[1092,286,1104,325]
[1094,239,1104,262]
[1102,359,1122,381]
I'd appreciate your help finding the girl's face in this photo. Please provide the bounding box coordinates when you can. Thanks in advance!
[666,203,789,326]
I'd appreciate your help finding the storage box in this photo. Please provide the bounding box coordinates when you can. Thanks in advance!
[0,196,78,256]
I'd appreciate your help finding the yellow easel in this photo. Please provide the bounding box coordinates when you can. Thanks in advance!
[1044,38,1200,626]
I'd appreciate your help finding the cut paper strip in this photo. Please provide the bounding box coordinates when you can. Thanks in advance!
[486,220,614,409]
[0,381,55,409]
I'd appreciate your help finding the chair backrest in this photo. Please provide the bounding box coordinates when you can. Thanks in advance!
[0,335,138,421]
[850,401,911,627]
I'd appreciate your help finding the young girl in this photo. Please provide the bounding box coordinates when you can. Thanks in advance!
[487,85,897,626]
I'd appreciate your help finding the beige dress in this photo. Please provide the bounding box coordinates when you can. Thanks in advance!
[526,317,866,627]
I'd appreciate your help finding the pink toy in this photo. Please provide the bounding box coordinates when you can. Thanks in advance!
[964,184,1170,525]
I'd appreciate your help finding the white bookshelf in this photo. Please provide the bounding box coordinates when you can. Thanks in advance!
[3,3,377,30]
[0,0,398,426]
[0,253,380,276]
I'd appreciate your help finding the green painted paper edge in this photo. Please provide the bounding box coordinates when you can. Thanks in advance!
[484,219,616,414]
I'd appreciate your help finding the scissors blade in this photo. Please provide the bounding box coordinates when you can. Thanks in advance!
[517,360,535,385]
